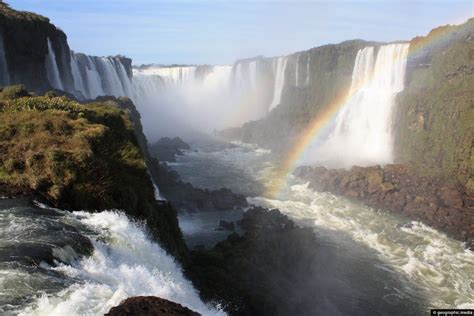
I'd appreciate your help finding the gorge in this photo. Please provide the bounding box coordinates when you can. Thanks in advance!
[0,1,473,315]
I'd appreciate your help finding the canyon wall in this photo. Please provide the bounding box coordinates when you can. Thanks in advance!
[394,18,474,191]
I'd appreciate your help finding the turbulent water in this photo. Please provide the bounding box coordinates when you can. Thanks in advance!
[0,199,222,316]
[313,43,410,167]
[170,141,474,310]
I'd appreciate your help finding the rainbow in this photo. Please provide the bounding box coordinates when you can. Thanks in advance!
[266,85,352,198]
[266,19,470,199]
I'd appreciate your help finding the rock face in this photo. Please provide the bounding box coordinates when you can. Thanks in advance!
[149,137,191,162]
[295,164,474,246]
[105,296,200,316]
[0,3,133,99]
[394,18,474,193]
[0,3,73,92]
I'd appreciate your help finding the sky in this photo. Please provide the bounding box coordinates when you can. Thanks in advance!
[6,0,473,65]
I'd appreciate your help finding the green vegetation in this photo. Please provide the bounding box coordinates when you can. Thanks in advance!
[0,89,187,259]
[394,40,474,192]
[0,2,50,22]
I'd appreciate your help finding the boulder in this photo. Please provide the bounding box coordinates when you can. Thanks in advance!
[105,296,200,316]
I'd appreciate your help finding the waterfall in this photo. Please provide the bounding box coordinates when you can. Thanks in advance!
[45,38,64,90]
[314,43,410,167]
[142,66,197,85]
[17,210,223,315]
[234,62,244,89]
[0,33,10,86]
[269,57,288,110]
[116,60,133,97]
[249,61,257,88]
[99,57,128,96]
[203,65,232,89]
[295,55,300,87]
[70,52,87,96]
[84,56,105,99]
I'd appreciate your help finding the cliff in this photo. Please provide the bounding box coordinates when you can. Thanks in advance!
[0,88,187,259]
[220,39,379,154]
[394,18,474,192]
[0,2,74,92]
[0,3,133,100]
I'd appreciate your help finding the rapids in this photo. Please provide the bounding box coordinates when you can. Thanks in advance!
[0,199,223,316]
[170,141,474,310]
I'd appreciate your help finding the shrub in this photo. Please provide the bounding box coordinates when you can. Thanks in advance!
[0,84,30,100]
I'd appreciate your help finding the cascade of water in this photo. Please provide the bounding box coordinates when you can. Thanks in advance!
[249,61,257,89]
[0,33,10,86]
[97,57,126,96]
[142,66,197,85]
[116,61,133,97]
[84,56,105,99]
[45,38,64,90]
[70,52,87,97]
[269,57,288,110]
[295,55,300,87]
[315,43,410,167]
[18,210,223,315]
[234,62,244,90]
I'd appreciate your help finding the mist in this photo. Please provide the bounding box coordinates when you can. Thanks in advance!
[131,61,274,143]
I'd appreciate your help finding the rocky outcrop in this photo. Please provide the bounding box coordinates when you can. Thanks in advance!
[149,137,191,162]
[0,91,187,260]
[295,164,474,246]
[106,296,200,316]
[156,164,248,213]
[186,207,423,315]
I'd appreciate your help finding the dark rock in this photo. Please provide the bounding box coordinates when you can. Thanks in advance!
[294,163,474,243]
[218,220,235,231]
[105,296,200,316]
[155,164,248,213]
[149,137,191,162]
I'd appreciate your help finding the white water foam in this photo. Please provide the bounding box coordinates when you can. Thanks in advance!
[249,182,474,309]
[20,211,224,316]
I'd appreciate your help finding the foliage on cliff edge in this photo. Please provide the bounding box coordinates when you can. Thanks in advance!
[0,88,187,258]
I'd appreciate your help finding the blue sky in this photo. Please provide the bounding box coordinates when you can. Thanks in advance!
[6,0,473,65]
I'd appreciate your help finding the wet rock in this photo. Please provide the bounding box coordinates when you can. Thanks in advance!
[294,163,474,243]
[438,187,463,208]
[149,137,191,162]
[105,296,200,316]
[156,164,249,213]
[367,167,383,194]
